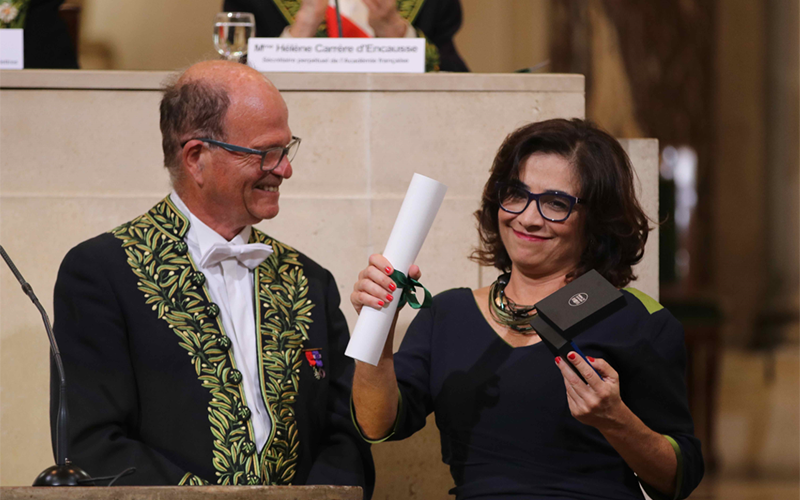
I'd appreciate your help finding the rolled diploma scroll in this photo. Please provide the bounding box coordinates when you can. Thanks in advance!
[345,173,448,365]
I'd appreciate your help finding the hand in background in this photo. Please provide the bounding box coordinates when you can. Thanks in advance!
[351,253,421,315]
[290,0,328,37]
[363,0,409,38]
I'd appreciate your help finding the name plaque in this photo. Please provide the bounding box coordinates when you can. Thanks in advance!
[247,37,425,73]
[0,29,23,70]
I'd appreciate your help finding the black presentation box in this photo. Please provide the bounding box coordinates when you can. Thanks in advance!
[530,270,625,382]
[535,269,624,339]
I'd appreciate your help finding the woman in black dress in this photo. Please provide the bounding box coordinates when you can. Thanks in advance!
[350,118,704,500]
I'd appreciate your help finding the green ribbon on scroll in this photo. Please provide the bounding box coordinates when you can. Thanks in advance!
[390,269,433,310]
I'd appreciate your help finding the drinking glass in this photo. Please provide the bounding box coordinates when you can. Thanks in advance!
[214,12,256,62]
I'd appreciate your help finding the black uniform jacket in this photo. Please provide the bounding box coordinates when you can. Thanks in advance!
[51,197,374,496]
[222,0,469,72]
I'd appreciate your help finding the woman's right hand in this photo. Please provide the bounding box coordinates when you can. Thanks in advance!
[290,0,328,37]
[352,255,410,439]
[351,254,421,315]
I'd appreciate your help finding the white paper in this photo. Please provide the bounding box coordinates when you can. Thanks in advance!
[346,174,448,365]
[0,29,23,70]
[247,37,425,73]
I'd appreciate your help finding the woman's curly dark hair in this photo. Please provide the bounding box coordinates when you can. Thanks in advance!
[470,118,651,288]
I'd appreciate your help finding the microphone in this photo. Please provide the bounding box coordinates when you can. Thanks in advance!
[0,245,92,486]
[334,0,343,37]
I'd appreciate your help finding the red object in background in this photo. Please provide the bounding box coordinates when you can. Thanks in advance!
[325,6,370,38]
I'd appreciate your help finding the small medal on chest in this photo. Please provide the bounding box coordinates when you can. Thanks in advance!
[303,348,326,379]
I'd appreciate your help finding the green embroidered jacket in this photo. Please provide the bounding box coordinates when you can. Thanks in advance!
[51,197,373,493]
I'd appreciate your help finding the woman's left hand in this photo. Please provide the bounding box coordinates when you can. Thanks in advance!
[555,353,627,431]
[363,0,409,37]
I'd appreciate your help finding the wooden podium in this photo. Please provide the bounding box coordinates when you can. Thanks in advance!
[0,486,361,500]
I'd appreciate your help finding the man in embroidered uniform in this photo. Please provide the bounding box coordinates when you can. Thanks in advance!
[51,61,374,495]
[222,0,469,72]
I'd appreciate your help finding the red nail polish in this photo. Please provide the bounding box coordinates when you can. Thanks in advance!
[385,266,392,274]
[555,357,561,364]
[386,294,393,301]
[588,356,595,362]
[568,352,576,360]
[378,300,384,307]
[388,282,396,292]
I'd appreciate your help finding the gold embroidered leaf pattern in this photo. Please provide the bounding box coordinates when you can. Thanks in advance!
[179,472,209,486]
[251,229,314,486]
[271,0,301,23]
[112,199,258,486]
[112,198,316,486]
[396,0,425,23]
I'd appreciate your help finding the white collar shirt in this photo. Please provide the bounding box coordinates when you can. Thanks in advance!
[170,192,271,450]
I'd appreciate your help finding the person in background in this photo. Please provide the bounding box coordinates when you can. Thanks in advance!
[221,0,468,72]
[52,60,373,496]
[350,119,704,499]
[23,0,78,68]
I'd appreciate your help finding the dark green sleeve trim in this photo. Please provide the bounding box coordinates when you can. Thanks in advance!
[665,435,684,500]
[624,287,665,314]
[639,435,684,500]
[350,390,403,444]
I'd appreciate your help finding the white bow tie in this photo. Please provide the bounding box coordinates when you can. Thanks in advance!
[199,242,273,270]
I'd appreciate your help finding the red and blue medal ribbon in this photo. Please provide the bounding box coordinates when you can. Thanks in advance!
[303,348,325,379]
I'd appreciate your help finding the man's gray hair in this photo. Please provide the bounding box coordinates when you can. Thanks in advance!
[159,77,231,183]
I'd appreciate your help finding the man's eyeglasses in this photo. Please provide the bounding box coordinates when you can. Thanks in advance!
[497,182,582,222]
[183,136,301,172]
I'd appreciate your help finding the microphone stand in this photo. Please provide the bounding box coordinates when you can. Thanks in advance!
[334,0,343,37]
[0,245,92,486]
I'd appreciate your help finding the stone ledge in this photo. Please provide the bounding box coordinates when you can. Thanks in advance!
[0,485,362,500]
[0,70,584,93]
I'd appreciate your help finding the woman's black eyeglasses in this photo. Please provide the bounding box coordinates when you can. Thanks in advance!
[182,136,301,172]
[496,182,582,222]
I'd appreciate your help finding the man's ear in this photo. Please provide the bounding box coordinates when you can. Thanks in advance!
[181,140,207,187]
